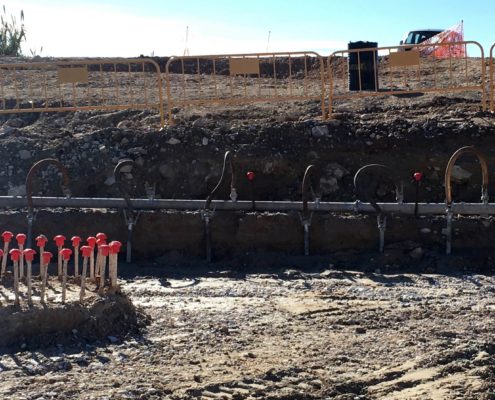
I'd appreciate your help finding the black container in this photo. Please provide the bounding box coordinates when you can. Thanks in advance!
[348,41,379,91]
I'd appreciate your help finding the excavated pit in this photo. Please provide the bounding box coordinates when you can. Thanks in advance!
[1,57,495,398]
[0,93,495,267]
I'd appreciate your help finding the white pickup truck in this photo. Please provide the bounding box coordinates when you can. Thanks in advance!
[400,29,444,46]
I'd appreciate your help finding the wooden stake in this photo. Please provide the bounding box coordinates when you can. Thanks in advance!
[1,231,13,278]
[54,235,66,280]
[109,241,122,291]
[80,246,91,302]
[60,248,72,304]
[57,246,62,279]
[40,252,53,304]
[36,235,48,281]
[16,234,26,279]
[23,249,36,305]
[86,236,97,280]
[71,236,81,277]
[0,243,7,278]
[13,260,19,305]
[9,249,21,305]
[94,246,102,283]
[62,259,68,304]
[98,245,109,295]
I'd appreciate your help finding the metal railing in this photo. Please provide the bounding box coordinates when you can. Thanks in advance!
[327,41,486,117]
[0,43,491,126]
[165,51,327,123]
[0,58,164,126]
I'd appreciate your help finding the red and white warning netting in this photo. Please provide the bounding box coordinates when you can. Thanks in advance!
[419,22,465,58]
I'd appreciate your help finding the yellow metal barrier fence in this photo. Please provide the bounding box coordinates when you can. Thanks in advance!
[0,58,164,126]
[490,43,495,113]
[165,51,326,123]
[327,41,486,117]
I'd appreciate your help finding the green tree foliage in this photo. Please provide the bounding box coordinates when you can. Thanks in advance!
[0,5,26,56]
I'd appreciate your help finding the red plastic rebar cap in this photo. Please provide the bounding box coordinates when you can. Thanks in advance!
[36,234,48,247]
[109,241,122,254]
[100,244,110,257]
[42,251,53,264]
[71,236,81,247]
[80,246,92,258]
[16,233,27,245]
[9,248,21,261]
[60,248,72,261]
[87,236,97,248]
[23,248,36,262]
[246,171,255,181]
[96,238,107,247]
[96,232,107,241]
[54,235,66,247]
[2,231,13,243]
[413,172,423,182]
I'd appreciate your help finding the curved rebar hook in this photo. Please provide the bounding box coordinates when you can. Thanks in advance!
[444,146,489,255]
[353,164,403,215]
[444,146,489,206]
[301,164,321,256]
[113,159,155,209]
[203,151,236,262]
[353,164,403,253]
[25,158,71,247]
[26,158,71,212]
[204,151,237,211]
[114,159,155,263]
[301,164,321,218]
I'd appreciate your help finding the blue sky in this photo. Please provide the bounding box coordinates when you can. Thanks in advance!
[4,0,494,57]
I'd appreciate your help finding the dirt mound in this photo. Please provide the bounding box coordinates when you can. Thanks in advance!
[0,293,148,350]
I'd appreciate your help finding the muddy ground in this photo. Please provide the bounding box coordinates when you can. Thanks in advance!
[1,266,495,399]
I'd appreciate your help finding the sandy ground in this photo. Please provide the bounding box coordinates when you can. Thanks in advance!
[1,267,494,399]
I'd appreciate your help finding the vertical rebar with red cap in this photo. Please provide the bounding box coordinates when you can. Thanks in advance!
[36,235,48,280]
[60,248,72,304]
[246,171,256,211]
[40,251,52,303]
[95,236,107,282]
[98,244,110,294]
[16,233,26,279]
[86,236,97,280]
[1,231,13,279]
[54,235,66,280]
[9,249,21,305]
[413,172,423,218]
[23,248,36,304]
[80,246,91,301]
[71,236,81,277]
[109,241,122,290]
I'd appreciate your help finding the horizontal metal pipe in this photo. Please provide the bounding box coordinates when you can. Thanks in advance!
[1,196,495,215]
